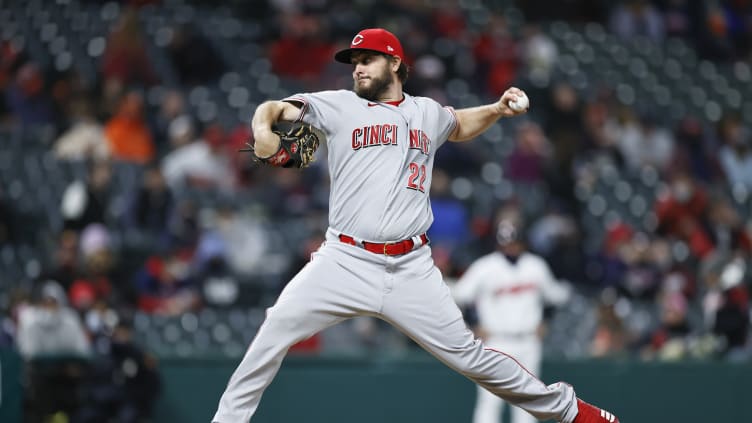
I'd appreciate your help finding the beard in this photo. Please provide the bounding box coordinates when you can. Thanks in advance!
[353,65,393,102]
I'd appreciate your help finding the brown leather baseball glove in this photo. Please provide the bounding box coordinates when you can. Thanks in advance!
[241,121,324,168]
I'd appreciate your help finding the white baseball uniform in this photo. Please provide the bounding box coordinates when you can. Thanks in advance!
[212,90,578,423]
[453,251,572,423]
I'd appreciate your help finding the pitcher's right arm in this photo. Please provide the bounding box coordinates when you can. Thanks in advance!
[251,100,302,158]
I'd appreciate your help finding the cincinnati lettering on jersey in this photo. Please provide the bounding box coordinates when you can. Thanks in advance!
[350,125,432,154]
[351,124,398,150]
[408,129,430,155]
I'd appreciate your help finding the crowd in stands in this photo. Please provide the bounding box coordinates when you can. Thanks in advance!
[0,0,751,419]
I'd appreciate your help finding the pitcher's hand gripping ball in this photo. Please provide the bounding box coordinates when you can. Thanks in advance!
[241,121,324,168]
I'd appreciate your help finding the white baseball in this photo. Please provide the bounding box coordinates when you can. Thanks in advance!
[508,93,529,112]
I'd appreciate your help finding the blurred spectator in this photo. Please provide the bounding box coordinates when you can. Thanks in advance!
[640,289,691,361]
[83,298,119,343]
[0,38,26,123]
[278,230,326,291]
[98,77,127,121]
[77,321,161,423]
[5,62,56,128]
[619,232,664,298]
[431,0,467,39]
[18,281,91,423]
[408,54,447,98]
[704,197,752,255]
[433,141,486,177]
[0,287,30,348]
[427,169,469,252]
[53,97,110,161]
[472,15,520,97]
[527,204,586,283]
[269,13,336,82]
[162,121,236,192]
[700,254,726,323]
[194,206,269,276]
[520,24,559,87]
[717,116,752,189]
[544,82,584,152]
[660,0,697,39]
[590,289,631,357]
[505,121,551,183]
[126,165,174,237]
[40,230,81,291]
[104,90,156,164]
[723,0,752,57]
[193,222,227,272]
[609,0,666,41]
[197,255,241,308]
[167,198,201,247]
[134,251,199,315]
[590,220,633,288]
[50,69,92,121]
[227,123,257,188]
[712,257,751,360]
[167,23,226,86]
[654,171,713,258]
[614,110,675,173]
[579,98,622,164]
[61,161,113,231]
[164,113,196,150]
[527,205,575,257]
[543,82,584,210]
[255,166,318,216]
[150,89,186,149]
[100,7,158,86]
[697,2,739,61]
[16,280,91,359]
[671,116,721,182]
[68,223,131,309]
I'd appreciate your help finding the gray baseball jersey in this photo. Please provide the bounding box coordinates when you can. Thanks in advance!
[284,89,456,241]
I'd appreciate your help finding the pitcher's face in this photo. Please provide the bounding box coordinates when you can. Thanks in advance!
[351,52,394,102]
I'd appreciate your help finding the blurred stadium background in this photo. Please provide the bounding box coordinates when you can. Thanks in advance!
[0,0,751,421]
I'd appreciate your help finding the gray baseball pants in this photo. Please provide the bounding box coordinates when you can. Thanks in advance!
[212,229,579,423]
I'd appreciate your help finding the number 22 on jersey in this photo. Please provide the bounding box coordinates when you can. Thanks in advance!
[406,162,427,193]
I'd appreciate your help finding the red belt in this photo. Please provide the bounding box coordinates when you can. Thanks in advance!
[338,233,429,256]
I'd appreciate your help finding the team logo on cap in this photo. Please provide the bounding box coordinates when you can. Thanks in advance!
[352,34,364,46]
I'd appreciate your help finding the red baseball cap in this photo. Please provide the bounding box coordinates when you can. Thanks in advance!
[334,28,405,64]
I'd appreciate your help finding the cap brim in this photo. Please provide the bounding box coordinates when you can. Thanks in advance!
[334,48,354,63]
[335,48,393,64]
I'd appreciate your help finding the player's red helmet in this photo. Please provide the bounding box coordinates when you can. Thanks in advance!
[334,28,405,63]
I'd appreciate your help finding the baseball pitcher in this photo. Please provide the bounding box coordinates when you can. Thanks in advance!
[213,28,619,423]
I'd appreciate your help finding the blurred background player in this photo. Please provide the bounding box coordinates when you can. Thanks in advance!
[452,218,572,423]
